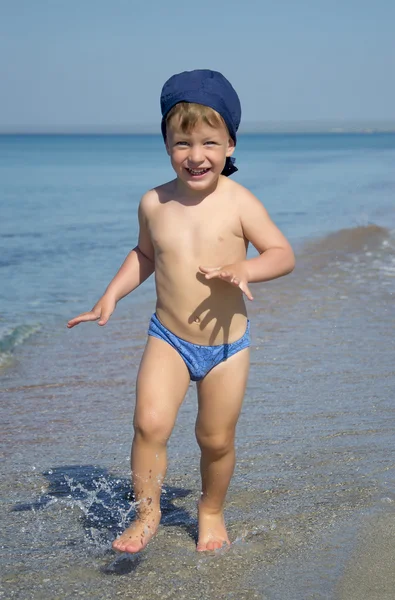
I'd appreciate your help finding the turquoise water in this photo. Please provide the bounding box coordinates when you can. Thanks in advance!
[1,134,395,598]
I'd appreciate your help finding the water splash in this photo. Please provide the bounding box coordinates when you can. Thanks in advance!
[12,465,196,552]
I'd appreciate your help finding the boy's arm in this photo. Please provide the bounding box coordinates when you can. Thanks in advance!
[67,197,155,328]
[103,199,155,302]
[200,189,295,301]
[240,190,295,282]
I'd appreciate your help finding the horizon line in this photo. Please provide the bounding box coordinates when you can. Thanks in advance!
[1,119,395,135]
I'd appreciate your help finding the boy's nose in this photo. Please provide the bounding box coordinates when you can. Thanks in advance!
[188,145,205,165]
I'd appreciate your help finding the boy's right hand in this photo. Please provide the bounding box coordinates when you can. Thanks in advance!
[67,295,116,328]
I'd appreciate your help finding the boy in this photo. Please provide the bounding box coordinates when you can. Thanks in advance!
[67,69,295,553]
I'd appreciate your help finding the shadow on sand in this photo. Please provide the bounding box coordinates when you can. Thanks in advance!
[12,464,197,575]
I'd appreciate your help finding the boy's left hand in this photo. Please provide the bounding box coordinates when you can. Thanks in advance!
[199,263,254,301]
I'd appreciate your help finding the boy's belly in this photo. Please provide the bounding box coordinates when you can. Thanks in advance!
[154,266,248,346]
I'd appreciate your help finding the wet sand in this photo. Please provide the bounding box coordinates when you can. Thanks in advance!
[337,507,395,600]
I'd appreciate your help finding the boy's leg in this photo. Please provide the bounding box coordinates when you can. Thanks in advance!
[112,335,190,553]
[195,348,250,551]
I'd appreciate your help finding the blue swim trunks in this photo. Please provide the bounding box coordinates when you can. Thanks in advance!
[148,313,250,382]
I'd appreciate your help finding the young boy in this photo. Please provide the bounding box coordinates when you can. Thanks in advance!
[67,69,295,553]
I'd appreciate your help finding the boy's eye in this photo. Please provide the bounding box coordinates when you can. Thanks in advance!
[175,141,189,146]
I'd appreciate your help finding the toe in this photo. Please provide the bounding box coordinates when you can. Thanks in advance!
[196,540,218,552]
[206,541,216,551]
[123,542,143,554]
[112,539,126,551]
[197,538,230,552]
[208,540,222,551]
[112,538,142,554]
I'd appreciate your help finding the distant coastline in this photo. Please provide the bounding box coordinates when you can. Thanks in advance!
[1,120,395,135]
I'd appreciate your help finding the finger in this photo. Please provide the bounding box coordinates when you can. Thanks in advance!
[204,270,224,280]
[199,265,221,274]
[240,282,254,301]
[218,271,231,280]
[67,312,99,328]
[98,312,112,326]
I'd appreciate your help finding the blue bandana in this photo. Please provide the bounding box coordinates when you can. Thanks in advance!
[160,69,241,176]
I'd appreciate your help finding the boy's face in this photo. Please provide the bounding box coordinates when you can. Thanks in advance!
[165,118,235,192]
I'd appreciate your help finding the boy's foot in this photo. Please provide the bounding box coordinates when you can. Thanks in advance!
[112,511,161,554]
[196,501,230,551]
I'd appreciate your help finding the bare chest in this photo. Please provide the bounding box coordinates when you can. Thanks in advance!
[149,201,244,260]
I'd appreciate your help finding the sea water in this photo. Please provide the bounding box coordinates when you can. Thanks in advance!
[1,133,395,599]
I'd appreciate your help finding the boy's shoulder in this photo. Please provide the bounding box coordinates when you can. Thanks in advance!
[139,180,176,209]
[221,177,264,208]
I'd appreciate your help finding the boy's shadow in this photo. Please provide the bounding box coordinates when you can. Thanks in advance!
[12,465,197,574]
[189,273,246,345]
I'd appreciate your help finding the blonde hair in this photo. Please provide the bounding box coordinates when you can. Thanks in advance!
[165,102,229,136]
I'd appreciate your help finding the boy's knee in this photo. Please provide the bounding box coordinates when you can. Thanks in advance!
[134,413,172,445]
[195,429,234,457]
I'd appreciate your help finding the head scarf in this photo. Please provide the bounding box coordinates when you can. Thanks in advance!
[160,69,241,176]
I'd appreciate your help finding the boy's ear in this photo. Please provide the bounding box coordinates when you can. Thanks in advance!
[226,137,236,157]
[165,138,171,155]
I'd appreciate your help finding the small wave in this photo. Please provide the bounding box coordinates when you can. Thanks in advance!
[305,224,390,257]
[0,323,41,367]
[296,225,395,293]
[1,232,43,239]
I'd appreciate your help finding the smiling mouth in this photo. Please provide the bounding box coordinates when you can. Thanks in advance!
[186,168,210,176]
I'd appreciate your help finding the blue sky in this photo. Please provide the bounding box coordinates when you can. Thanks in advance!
[0,0,394,131]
